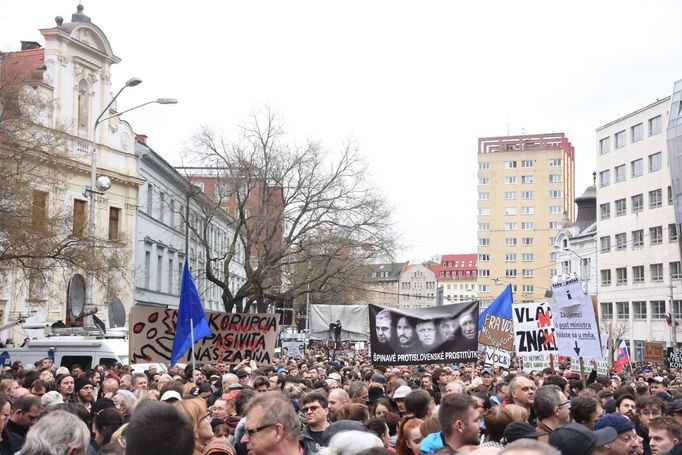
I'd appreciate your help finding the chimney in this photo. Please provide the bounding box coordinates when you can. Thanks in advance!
[136,134,148,145]
[20,41,41,50]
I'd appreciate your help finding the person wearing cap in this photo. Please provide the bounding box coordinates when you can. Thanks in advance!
[648,416,682,455]
[234,369,250,386]
[392,385,412,416]
[649,377,670,398]
[534,385,571,442]
[74,377,95,412]
[160,390,182,403]
[668,399,682,427]
[549,423,619,455]
[594,414,640,455]
[503,421,547,444]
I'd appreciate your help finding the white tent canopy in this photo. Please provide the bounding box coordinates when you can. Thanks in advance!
[310,304,368,341]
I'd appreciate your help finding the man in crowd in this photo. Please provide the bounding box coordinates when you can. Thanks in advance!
[241,391,302,455]
[595,414,640,455]
[131,372,149,390]
[648,417,682,455]
[534,384,571,441]
[348,381,369,405]
[327,388,350,421]
[571,395,603,430]
[438,393,481,453]
[75,377,95,411]
[300,392,331,453]
[6,395,41,453]
[508,375,536,423]
[616,394,638,422]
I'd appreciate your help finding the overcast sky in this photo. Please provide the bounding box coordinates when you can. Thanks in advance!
[2,1,682,263]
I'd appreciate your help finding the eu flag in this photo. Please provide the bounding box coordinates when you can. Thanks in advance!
[170,260,213,365]
[478,284,513,330]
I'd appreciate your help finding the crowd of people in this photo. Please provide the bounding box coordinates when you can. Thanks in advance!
[2,349,682,455]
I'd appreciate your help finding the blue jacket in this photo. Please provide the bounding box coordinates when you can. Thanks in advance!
[420,432,444,454]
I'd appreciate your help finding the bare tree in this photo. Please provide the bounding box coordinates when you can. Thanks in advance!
[600,319,630,368]
[0,57,129,300]
[183,109,396,313]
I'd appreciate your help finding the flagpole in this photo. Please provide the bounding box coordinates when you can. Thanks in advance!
[190,318,196,385]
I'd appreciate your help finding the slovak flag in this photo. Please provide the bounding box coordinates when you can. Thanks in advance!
[614,340,630,373]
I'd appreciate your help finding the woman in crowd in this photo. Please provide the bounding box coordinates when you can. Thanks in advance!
[396,417,424,455]
[89,408,123,455]
[178,398,234,455]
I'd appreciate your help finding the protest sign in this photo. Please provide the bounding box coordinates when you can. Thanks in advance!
[482,346,511,368]
[550,295,603,359]
[666,347,682,369]
[479,313,514,351]
[551,274,585,308]
[281,341,305,358]
[644,342,664,363]
[129,307,278,365]
[570,358,608,376]
[520,354,552,372]
[513,302,558,355]
[369,301,479,365]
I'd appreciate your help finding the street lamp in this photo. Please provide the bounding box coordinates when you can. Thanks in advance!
[83,77,177,328]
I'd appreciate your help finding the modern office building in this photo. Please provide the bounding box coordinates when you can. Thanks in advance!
[596,96,681,358]
[477,133,575,305]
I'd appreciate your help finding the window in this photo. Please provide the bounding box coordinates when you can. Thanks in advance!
[650,226,663,244]
[505,253,517,262]
[615,165,626,183]
[599,170,610,187]
[478,253,490,261]
[505,269,517,278]
[649,189,662,208]
[521,207,534,215]
[549,190,562,199]
[505,222,517,230]
[478,238,490,246]
[549,221,561,229]
[522,160,533,168]
[549,252,557,261]
[616,302,630,319]
[522,191,533,199]
[505,192,516,200]
[599,137,610,155]
[522,269,534,277]
[158,192,165,223]
[600,236,611,253]
[549,159,562,167]
[522,284,534,293]
[631,123,643,142]
[505,238,517,246]
[505,176,517,184]
[615,233,627,250]
[521,237,534,246]
[504,161,517,169]
[156,255,163,292]
[649,115,662,135]
[633,301,647,319]
[601,269,612,286]
[549,174,562,183]
[32,190,48,227]
[108,207,121,240]
[669,186,674,205]
[650,263,663,282]
[631,159,643,177]
[670,223,678,242]
[632,229,644,248]
[601,302,613,320]
[146,183,153,214]
[649,152,662,172]
[676,301,682,320]
[479,162,490,170]
[615,130,626,149]
[521,222,534,230]
[521,175,534,184]
[478,192,490,200]
[479,285,490,293]
[631,194,643,212]
[671,261,682,280]
[479,177,490,185]
[615,199,626,216]
[632,266,644,283]
[651,301,666,319]
[478,223,490,231]
[73,199,87,236]
[550,206,562,214]
[144,250,151,288]
[478,208,490,216]
[522,253,534,261]
[505,207,517,215]
[616,267,627,285]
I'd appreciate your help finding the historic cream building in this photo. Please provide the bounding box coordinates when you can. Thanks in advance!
[0,6,143,339]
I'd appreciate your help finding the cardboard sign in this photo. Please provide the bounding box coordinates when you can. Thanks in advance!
[482,345,511,368]
[550,296,603,359]
[129,307,278,365]
[479,313,515,351]
[369,301,479,365]
[644,342,664,363]
[666,347,682,369]
[551,274,585,308]
[513,302,559,355]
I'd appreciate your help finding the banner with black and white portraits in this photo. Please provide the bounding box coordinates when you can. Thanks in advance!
[369,301,479,365]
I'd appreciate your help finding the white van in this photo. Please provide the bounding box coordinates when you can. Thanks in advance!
[0,336,128,371]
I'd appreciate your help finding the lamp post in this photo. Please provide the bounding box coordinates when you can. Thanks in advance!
[83,77,177,328]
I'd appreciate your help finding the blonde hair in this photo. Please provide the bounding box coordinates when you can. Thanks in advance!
[177,398,208,455]
[504,404,529,422]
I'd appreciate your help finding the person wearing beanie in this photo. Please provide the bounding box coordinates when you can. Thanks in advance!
[75,377,95,411]
[549,423,618,455]
[56,374,75,403]
[594,414,640,455]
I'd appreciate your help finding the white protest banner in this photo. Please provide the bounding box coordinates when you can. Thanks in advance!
[520,354,552,372]
[550,296,603,359]
[551,274,585,308]
[482,345,511,368]
[513,302,559,355]
[570,358,608,376]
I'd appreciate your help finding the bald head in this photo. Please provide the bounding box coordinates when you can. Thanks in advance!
[328,388,350,416]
